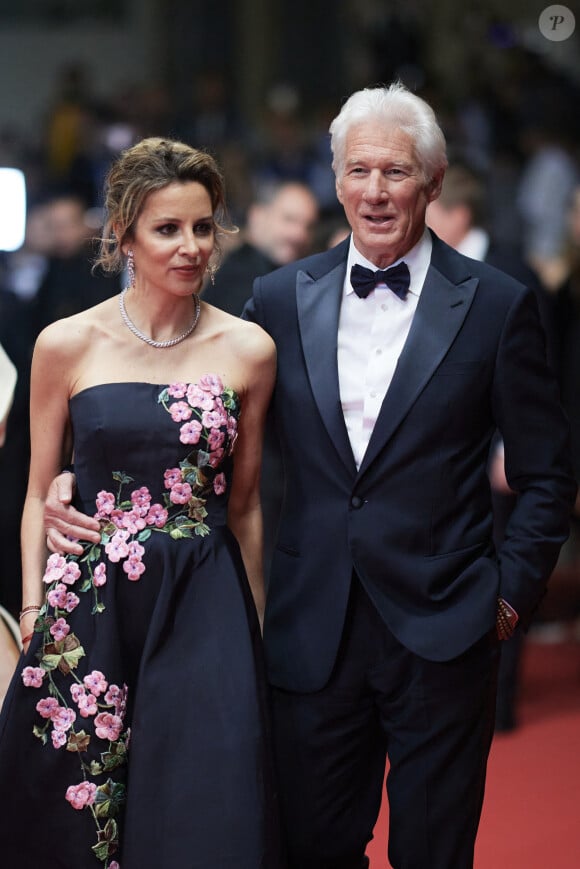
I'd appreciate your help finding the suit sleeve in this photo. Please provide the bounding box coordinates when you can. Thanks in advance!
[492,286,577,622]
[241,276,265,327]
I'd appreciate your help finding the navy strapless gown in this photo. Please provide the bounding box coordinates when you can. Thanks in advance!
[0,379,282,869]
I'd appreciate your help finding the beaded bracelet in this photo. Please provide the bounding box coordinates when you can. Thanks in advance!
[19,604,41,622]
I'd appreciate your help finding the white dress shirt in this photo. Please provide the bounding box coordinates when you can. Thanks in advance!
[337,230,432,469]
[456,226,489,262]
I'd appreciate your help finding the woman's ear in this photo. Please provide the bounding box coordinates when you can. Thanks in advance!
[113,224,126,255]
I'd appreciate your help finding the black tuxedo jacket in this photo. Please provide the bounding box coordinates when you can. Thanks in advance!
[244,232,576,692]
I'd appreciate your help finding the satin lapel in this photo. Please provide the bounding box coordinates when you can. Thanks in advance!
[296,262,357,475]
[357,264,479,478]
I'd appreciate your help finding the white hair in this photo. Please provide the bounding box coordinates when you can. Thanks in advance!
[329,82,448,182]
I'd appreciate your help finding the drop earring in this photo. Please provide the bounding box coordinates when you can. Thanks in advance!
[206,263,216,286]
[127,249,136,288]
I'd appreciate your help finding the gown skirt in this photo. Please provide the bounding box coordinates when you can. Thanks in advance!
[0,379,282,869]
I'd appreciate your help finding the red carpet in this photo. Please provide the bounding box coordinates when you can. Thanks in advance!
[367,639,580,868]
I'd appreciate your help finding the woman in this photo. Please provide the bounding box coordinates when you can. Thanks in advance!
[0,138,281,868]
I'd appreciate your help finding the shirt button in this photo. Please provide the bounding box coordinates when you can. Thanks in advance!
[376,348,382,355]
[351,495,363,509]
[369,390,377,398]
[381,303,388,311]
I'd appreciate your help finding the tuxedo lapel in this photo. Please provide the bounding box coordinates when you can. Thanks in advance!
[296,257,357,476]
[357,259,479,478]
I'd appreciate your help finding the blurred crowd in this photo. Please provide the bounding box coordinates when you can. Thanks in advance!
[1,47,580,665]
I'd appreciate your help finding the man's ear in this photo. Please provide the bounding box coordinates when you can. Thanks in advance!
[426,169,445,203]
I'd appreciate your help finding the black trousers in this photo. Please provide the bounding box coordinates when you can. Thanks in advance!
[270,578,500,869]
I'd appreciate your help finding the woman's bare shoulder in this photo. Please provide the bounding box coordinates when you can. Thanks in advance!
[34,298,119,364]
[206,304,275,361]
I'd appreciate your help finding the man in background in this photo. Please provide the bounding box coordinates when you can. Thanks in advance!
[203,179,319,316]
[205,179,319,574]
[32,193,118,334]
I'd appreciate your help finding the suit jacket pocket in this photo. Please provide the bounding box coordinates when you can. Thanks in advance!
[425,540,488,561]
[275,541,300,557]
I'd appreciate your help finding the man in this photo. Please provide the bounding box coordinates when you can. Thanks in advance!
[32,193,119,335]
[242,83,574,868]
[426,162,553,292]
[202,179,319,315]
[45,84,575,869]
[204,179,319,575]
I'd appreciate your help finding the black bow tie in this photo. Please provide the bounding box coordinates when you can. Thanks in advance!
[350,262,411,300]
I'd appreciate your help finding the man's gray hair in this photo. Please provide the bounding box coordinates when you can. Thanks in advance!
[329,82,448,182]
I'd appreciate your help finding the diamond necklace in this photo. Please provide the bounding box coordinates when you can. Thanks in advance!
[119,288,201,349]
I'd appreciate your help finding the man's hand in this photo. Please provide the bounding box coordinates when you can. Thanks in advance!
[45,472,101,555]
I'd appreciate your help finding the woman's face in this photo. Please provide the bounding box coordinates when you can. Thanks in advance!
[126,181,215,297]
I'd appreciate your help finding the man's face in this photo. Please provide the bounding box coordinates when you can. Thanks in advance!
[426,199,470,249]
[48,198,90,258]
[335,121,443,268]
[254,186,318,266]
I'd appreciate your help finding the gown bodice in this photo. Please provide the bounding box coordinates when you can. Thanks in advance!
[69,379,240,532]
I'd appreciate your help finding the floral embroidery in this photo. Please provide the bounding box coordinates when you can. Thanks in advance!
[22,376,239,867]
[25,642,129,866]
[157,374,239,538]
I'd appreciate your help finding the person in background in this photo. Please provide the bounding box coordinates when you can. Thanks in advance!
[426,162,551,291]
[0,278,36,616]
[204,180,319,577]
[0,137,282,868]
[0,342,17,448]
[426,162,557,732]
[0,343,20,709]
[32,192,118,334]
[516,114,580,291]
[203,179,319,316]
[553,186,580,565]
[1,201,53,304]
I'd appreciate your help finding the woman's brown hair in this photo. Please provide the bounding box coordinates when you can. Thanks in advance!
[95,137,232,274]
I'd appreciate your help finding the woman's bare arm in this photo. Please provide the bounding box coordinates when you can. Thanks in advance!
[20,324,83,648]
[226,324,276,628]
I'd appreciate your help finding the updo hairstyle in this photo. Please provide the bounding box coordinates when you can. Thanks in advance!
[95,137,232,274]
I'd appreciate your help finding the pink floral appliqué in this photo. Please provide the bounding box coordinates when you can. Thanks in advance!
[66,781,97,810]
[22,666,44,688]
